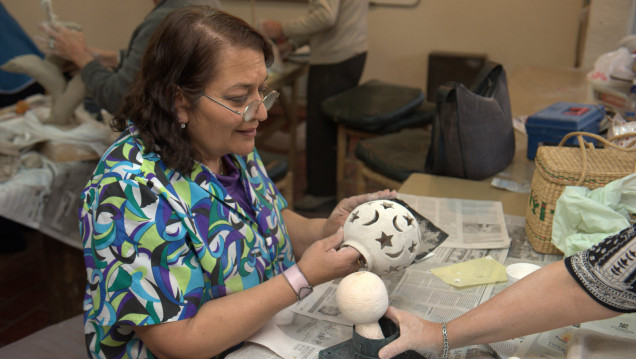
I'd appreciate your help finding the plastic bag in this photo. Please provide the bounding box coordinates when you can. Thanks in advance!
[608,112,636,148]
[586,47,634,87]
[551,173,636,256]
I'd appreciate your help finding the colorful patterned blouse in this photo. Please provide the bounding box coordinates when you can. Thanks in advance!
[79,123,293,358]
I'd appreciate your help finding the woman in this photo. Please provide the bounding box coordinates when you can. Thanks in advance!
[79,6,393,358]
[378,223,636,359]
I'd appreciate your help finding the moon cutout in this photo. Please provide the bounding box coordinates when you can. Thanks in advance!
[386,247,404,258]
[392,215,403,232]
[363,210,380,226]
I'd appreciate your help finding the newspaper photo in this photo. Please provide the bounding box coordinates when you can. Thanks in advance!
[397,193,510,249]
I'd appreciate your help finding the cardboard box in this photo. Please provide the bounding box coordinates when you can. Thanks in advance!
[526,102,604,159]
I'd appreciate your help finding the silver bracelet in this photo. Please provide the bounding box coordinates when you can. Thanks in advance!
[441,322,449,359]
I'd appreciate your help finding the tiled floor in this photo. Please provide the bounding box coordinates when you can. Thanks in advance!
[0,103,376,348]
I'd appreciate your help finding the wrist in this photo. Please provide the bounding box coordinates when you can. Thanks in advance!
[282,264,313,301]
[440,322,449,359]
[73,50,95,70]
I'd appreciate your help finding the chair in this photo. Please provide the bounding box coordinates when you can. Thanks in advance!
[260,149,294,209]
[321,80,432,199]
[355,61,509,194]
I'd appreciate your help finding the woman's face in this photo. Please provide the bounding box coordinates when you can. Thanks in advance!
[183,46,269,169]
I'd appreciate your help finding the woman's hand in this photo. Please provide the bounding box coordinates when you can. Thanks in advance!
[40,22,94,68]
[378,306,442,359]
[259,20,284,40]
[322,189,397,237]
[296,228,361,286]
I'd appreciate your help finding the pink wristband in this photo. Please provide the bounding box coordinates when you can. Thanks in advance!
[282,264,313,301]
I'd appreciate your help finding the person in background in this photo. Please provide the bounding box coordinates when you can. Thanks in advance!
[260,0,369,211]
[378,223,636,359]
[40,0,221,115]
[80,6,392,358]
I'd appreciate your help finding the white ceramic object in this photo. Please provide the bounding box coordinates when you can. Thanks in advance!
[336,271,388,339]
[506,263,541,284]
[343,200,420,276]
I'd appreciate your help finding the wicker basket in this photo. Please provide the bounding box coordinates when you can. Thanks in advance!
[525,132,636,254]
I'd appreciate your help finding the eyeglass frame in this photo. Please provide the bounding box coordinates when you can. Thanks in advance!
[199,85,279,122]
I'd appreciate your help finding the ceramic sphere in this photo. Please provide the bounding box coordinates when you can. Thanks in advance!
[336,271,388,325]
[343,199,420,276]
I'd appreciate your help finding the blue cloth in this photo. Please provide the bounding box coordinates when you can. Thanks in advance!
[0,2,44,94]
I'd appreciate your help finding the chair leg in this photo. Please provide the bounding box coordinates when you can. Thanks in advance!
[336,123,346,200]
[276,171,294,210]
[357,161,403,192]
[356,160,367,195]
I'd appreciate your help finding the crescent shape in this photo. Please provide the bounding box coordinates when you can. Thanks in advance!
[230,216,245,230]
[385,247,404,258]
[362,210,380,226]
[392,215,403,232]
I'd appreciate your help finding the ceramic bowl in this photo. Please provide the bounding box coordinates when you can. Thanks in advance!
[506,263,541,284]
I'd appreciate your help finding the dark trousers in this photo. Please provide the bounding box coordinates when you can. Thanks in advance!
[305,52,366,197]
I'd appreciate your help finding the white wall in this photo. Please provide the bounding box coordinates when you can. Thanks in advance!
[6,0,629,93]
[222,0,585,90]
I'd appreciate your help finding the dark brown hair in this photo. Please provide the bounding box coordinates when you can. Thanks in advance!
[112,6,274,174]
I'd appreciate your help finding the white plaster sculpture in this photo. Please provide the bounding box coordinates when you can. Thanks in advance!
[343,200,420,276]
[1,0,85,126]
[336,271,388,340]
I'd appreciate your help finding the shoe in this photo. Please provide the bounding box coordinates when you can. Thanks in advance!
[294,194,336,211]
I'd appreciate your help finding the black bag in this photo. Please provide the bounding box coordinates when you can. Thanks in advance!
[425,62,515,180]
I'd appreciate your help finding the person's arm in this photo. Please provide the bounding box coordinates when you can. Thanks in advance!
[134,229,360,358]
[378,261,621,359]
[88,48,120,69]
[260,0,340,40]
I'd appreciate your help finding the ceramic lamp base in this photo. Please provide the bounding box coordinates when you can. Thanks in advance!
[318,317,426,359]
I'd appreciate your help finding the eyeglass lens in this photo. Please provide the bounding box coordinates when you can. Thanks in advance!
[244,92,278,121]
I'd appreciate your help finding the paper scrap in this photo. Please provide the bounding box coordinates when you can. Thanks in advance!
[430,255,507,288]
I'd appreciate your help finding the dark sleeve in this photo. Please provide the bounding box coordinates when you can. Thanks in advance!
[80,10,166,114]
[564,223,636,313]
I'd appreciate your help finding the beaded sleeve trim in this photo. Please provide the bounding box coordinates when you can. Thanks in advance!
[565,224,636,313]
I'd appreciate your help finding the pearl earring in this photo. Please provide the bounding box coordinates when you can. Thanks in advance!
[180,123,186,129]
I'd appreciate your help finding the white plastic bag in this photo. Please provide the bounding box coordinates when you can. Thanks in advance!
[587,47,634,88]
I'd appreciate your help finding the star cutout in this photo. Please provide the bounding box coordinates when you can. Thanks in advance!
[388,265,401,273]
[408,241,417,253]
[403,215,414,226]
[382,202,394,209]
[375,231,393,249]
[349,210,359,223]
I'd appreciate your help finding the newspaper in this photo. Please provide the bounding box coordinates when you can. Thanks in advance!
[0,156,93,250]
[230,214,636,359]
[397,193,511,249]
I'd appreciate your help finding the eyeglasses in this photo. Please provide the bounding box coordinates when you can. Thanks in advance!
[200,86,279,122]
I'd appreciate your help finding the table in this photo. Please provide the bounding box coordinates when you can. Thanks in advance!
[507,65,589,118]
[400,65,592,217]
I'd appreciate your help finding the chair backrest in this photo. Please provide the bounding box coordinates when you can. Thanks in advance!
[426,52,488,103]
[425,61,515,180]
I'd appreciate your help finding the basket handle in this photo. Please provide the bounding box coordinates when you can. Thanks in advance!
[557,131,636,186]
